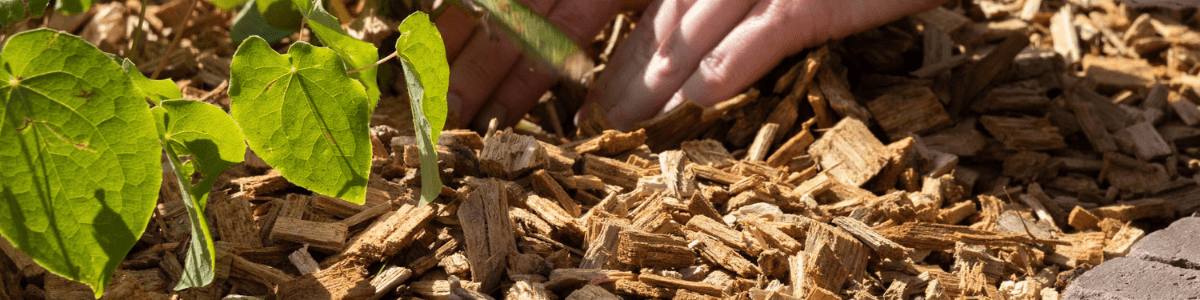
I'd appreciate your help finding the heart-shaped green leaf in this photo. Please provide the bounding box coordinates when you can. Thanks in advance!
[152,99,244,290]
[0,29,161,298]
[122,59,183,105]
[395,12,448,204]
[0,0,48,26]
[230,36,371,204]
[231,0,297,44]
[294,0,380,110]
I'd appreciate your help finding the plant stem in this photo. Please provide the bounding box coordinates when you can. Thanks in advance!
[151,0,199,79]
[130,0,148,60]
[347,51,397,74]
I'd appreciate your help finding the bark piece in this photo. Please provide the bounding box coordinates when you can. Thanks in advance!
[275,260,374,300]
[639,274,724,297]
[744,123,779,162]
[1071,101,1118,153]
[687,231,759,278]
[339,203,436,264]
[808,118,889,187]
[1123,121,1172,160]
[572,129,648,156]
[866,85,953,140]
[270,217,347,253]
[615,230,693,268]
[531,169,581,218]
[311,194,366,219]
[565,284,621,300]
[584,154,644,190]
[681,139,736,168]
[767,119,816,168]
[480,130,549,179]
[980,115,1067,150]
[832,217,911,260]
[1090,198,1175,221]
[207,191,263,249]
[457,178,519,292]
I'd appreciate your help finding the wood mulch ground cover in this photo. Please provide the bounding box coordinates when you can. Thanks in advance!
[4,0,1200,299]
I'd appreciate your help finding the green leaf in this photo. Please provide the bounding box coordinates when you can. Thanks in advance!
[208,0,249,10]
[257,0,303,31]
[152,99,243,290]
[122,59,183,106]
[465,0,585,75]
[0,29,161,298]
[294,0,380,110]
[229,36,371,204]
[395,12,448,204]
[55,0,91,15]
[231,0,296,44]
[0,0,48,26]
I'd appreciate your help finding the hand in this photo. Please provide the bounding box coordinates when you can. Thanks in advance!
[579,0,950,131]
[434,0,622,130]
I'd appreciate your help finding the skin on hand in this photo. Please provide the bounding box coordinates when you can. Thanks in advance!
[438,0,948,132]
[434,0,622,131]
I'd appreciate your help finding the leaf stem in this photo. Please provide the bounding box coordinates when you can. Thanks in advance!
[347,51,397,74]
[151,0,199,79]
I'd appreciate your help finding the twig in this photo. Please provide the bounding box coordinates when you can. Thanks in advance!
[151,0,200,79]
[129,0,149,60]
[347,51,397,74]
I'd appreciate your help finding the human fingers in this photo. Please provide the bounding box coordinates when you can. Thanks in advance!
[433,6,476,62]
[658,0,948,112]
[575,0,696,128]
[604,0,760,130]
[476,0,621,131]
[447,0,559,128]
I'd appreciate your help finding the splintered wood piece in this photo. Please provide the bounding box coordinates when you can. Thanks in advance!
[231,169,289,196]
[580,220,626,269]
[805,222,869,284]
[1071,101,1118,153]
[953,33,1029,115]
[816,63,872,122]
[689,164,742,185]
[938,201,977,225]
[289,245,320,275]
[524,193,584,238]
[1083,54,1156,91]
[457,178,519,292]
[687,231,760,277]
[1068,206,1101,231]
[311,194,367,219]
[1050,4,1081,64]
[681,139,736,168]
[531,170,581,218]
[832,217,910,260]
[1090,198,1175,221]
[480,130,550,179]
[866,85,952,140]
[685,216,755,254]
[507,281,554,300]
[339,203,436,265]
[207,191,263,249]
[368,266,412,300]
[744,217,803,254]
[615,279,674,299]
[539,141,580,172]
[1052,232,1105,267]
[231,253,295,286]
[1103,224,1145,258]
[546,269,636,290]
[634,100,711,152]
[584,154,643,190]
[1168,91,1200,125]
[339,199,394,230]
[660,150,698,199]
[1101,152,1169,194]
[615,230,694,268]
[807,118,889,187]
[275,260,374,300]
[271,217,347,253]
[565,284,621,300]
[1123,121,1172,160]
[980,115,1067,150]
[745,123,780,162]
[879,223,1067,251]
[572,129,648,156]
[767,119,816,168]
[639,273,725,297]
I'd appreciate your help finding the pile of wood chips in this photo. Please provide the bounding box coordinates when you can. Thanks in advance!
[6,0,1200,299]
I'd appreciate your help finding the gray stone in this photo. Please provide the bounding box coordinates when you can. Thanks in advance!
[1062,257,1200,300]
[1128,217,1200,270]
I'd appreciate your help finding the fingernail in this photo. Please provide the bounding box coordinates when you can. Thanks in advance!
[471,101,507,133]
[659,93,686,115]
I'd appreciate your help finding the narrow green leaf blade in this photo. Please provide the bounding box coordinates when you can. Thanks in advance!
[122,59,183,105]
[0,29,161,298]
[294,0,380,109]
[229,36,371,204]
[395,12,448,204]
[468,0,584,75]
